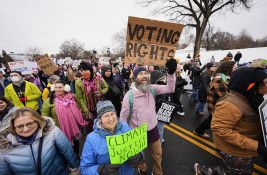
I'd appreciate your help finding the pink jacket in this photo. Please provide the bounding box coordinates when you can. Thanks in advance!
[120,74,176,131]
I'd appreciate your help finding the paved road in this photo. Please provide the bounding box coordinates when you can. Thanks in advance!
[158,92,267,175]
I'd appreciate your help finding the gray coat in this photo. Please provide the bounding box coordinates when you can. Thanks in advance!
[0,117,79,175]
[0,107,17,131]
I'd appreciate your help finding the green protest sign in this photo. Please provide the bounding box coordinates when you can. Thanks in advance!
[106,123,148,164]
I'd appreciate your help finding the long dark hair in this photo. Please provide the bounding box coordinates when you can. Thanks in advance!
[0,95,14,109]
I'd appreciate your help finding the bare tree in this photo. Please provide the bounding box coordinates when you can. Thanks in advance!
[202,23,215,50]
[236,29,254,49]
[59,39,85,60]
[141,0,252,57]
[112,29,127,58]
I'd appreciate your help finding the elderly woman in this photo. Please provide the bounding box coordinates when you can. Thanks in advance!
[80,100,142,175]
[0,107,79,175]
[42,81,87,155]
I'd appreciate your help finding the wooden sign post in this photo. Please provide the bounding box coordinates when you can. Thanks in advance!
[125,16,184,66]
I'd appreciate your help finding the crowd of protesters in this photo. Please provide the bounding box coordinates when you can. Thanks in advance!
[0,50,266,175]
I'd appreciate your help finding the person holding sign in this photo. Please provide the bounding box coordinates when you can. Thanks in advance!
[151,70,168,144]
[80,100,143,175]
[209,67,267,174]
[120,58,177,175]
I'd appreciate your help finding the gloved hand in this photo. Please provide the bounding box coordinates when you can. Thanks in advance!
[257,143,267,162]
[181,80,188,86]
[126,153,143,168]
[166,58,177,74]
[19,97,27,102]
[97,164,120,175]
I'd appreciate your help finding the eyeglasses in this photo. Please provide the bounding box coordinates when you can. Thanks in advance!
[15,121,37,131]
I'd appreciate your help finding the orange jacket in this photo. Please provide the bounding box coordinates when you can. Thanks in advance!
[211,91,261,158]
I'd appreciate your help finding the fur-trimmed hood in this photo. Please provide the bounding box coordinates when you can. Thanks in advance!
[0,116,55,151]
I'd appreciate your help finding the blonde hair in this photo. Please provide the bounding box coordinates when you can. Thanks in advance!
[9,108,45,135]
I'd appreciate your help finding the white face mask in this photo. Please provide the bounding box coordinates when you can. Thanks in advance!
[11,76,21,83]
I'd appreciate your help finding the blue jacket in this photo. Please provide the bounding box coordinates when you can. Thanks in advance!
[80,120,135,175]
[0,117,79,175]
[0,78,10,96]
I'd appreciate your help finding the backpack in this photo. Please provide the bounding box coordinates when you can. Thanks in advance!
[126,88,156,124]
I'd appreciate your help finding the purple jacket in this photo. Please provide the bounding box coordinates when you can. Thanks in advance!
[120,74,176,131]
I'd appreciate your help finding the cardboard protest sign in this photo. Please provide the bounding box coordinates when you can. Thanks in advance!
[35,55,58,75]
[259,99,267,146]
[106,123,148,164]
[8,61,38,75]
[156,100,179,123]
[125,16,184,66]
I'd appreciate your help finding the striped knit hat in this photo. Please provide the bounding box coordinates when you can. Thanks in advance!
[96,100,116,119]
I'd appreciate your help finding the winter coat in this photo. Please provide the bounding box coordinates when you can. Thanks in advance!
[42,87,50,101]
[120,74,176,131]
[80,121,134,175]
[0,107,17,131]
[103,77,123,115]
[191,65,207,88]
[121,67,131,80]
[41,98,58,125]
[207,74,229,114]
[198,71,211,102]
[75,77,108,113]
[0,78,10,96]
[0,117,79,175]
[4,81,42,110]
[174,75,188,93]
[211,91,261,158]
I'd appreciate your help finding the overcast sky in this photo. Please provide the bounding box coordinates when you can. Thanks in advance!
[0,0,266,54]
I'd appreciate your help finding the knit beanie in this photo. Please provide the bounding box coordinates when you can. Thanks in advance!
[150,70,166,84]
[133,66,146,80]
[96,100,116,119]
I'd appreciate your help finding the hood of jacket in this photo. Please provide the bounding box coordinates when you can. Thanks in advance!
[0,116,55,151]
[229,67,267,112]
[229,67,267,96]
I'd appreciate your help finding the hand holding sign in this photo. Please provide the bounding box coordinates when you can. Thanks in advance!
[106,124,148,164]
[97,164,120,175]
[156,100,179,123]
[126,152,143,168]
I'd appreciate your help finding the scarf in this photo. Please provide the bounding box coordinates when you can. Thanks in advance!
[16,128,39,145]
[55,93,87,144]
[83,75,102,113]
